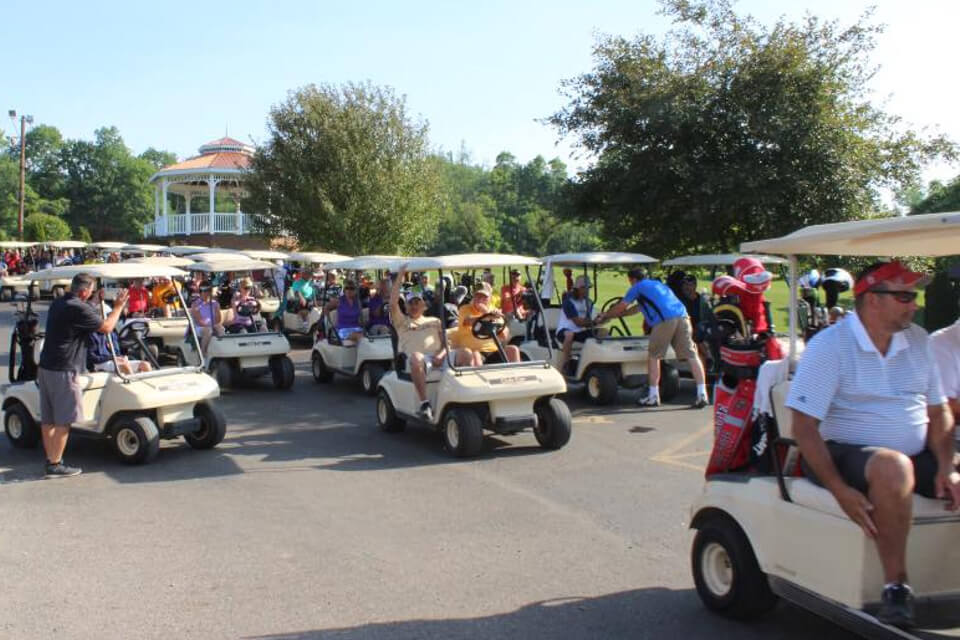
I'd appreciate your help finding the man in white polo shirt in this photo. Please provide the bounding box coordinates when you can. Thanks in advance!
[786,260,958,629]
[931,314,960,422]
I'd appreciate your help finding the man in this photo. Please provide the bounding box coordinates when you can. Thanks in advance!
[481,271,502,308]
[289,268,316,323]
[931,314,960,421]
[500,269,528,320]
[126,278,150,317]
[391,264,476,421]
[317,269,342,308]
[38,273,129,478]
[598,268,708,408]
[455,281,521,363]
[787,261,958,628]
[556,276,607,374]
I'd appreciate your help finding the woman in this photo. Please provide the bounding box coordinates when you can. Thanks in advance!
[229,278,259,333]
[325,278,364,343]
[126,279,150,317]
[190,281,224,354]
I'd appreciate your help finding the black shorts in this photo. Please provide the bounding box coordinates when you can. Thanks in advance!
[801,442,942,499]
[556,329,588,343]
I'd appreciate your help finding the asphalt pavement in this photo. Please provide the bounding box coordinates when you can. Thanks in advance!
[0,301,857,639]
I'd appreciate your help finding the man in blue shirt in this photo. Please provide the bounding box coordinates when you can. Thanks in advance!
[598,267,708,408]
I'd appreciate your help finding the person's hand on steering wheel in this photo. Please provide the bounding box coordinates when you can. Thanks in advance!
[471,312,506,340]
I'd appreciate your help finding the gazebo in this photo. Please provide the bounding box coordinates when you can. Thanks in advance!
[144,137,265,240]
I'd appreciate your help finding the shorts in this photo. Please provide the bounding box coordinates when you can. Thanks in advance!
[38,367,83,426]
[94,359,145,374]
[556,329,589,343]
[648,316,696,359]
[802,442,945,499]
[337,327,362,341]
[406,353,446,374]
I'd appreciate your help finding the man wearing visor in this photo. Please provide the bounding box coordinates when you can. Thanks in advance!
[787,261,958,628]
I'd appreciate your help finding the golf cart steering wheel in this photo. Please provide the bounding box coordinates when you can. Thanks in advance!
[599,296,630,337]
[162,291,179,305]
[118,320,150,348]
[472,313,506,340]
[236,299,261,317]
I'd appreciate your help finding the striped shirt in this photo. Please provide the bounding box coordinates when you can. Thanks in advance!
[931,320,960,400]
[786,311,945,456]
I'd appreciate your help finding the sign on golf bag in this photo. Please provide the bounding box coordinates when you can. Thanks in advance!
[706,378,757,475]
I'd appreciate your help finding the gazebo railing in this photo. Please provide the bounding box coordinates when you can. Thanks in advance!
[143,213,266,237]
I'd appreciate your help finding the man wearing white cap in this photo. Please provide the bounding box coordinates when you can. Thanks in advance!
[556,275,606,375]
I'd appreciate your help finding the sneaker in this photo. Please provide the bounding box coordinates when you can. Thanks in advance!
[877,583,915,629]
[691,396,709,409]
[417,401,434,422]
[637,396,660,407]
[44,461,82,479]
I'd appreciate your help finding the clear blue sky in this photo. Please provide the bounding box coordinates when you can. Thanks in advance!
[4,0,958,181]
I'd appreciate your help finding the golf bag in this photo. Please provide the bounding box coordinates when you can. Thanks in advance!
[9,309,41,382]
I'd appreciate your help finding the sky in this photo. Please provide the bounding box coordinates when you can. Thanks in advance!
[4,0,959,183]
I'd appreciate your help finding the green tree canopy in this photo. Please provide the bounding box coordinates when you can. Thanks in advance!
[24,212,71,242]
[549,0,954,255]
[245,82,441,254]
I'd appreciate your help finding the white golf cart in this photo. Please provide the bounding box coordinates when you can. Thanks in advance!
[237,249,289,316]
[519,252,682,405]
[376,254,571,458]
[181,258,295,390]
[35,240,87,298]
[311,256,398,394]
[276,251,350,339]
[689,212,960,638]
[2,262,226,464]
[0,240,38,301]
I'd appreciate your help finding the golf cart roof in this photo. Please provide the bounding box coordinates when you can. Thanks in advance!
[327,255,406,271]
[0,241,35,248]
[45,240,87,249]
[240,249,289,260]
[89,241,128,250]
[125,256,195,267]
[29,263,188,282]
[188,258,280,273]
[401,254,541,271]
[287,251,351,265]
[165,245,211,255]
[121,243,166,253]
[187,251,245,262]
[662,253,789,267]
[741,211,960,257]
[542,252,658,265]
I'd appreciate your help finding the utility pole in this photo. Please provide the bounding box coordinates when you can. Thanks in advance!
[8,110,33,240]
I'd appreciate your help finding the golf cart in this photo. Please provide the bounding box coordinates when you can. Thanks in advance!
[35,240,87,298]
[518,252,681,405]
[689,211,960,639]
[2,262,226,464]
[376,254,571,458]
[0,241,38,301]
[180,258,295,390]
[311,256,398,394]
[276,251,350,339]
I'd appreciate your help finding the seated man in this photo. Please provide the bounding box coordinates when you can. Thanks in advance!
[391,264,476,421]
[787,261,958,628]
[500,269,528,321]
[150,276,181,318]
[87,305,152,375]
[931,312,960,421]
[229,278,260,334]
[556,276,607,374]
[325,278,364,343]
[190,281,225,354]
[455,281,521,363]
[287,268,316,322]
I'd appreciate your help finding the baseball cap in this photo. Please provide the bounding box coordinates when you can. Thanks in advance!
[509,269,521,276]
[406,290,424,302]
[574,275,591,289]
[853,261,931,296]
[473,281,493,297]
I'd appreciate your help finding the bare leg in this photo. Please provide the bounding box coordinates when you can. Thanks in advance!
[505,345,521,363]
[200,326,213,354]
[409,352,428,402]
[472,351,484,367]
[454,349,474,366]
[687,355,706,385]
[560,333,575,372]
[866,449,915,583]
[41,425,69,463]
[648,357,661,387]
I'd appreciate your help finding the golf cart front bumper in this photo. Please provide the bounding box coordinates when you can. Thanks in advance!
[160,416,202,438]
[493,414,538,434]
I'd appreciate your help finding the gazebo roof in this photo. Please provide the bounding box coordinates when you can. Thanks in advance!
[150,136,253,183]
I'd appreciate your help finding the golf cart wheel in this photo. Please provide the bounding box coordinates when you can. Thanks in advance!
[534,398,572,450]
[270,355,296,390]
[376,390,406,433]
[311,352,333,383]
[52,285,65,298]
[584,367,618,405]
[111,416,160,464]
[185,401,227,449]
[361,363,386,395]
[4,402,39,448]
[660,363,680,402]
[692,516,777,619]
[211,359,235,389]
[441,408,484,458]
[0,287,11,302]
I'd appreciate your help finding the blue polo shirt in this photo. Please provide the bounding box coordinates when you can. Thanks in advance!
[623,279,687,327]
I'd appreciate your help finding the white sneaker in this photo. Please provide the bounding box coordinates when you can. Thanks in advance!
[637,396,660,407]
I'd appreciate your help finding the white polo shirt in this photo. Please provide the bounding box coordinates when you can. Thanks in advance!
[785,311,945,456]
[931,320,960,401]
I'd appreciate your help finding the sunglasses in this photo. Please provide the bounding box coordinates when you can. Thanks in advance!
[344,286,356,291]
[871,289,918,303]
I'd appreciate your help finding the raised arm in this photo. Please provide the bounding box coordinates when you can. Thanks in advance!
[99,289,129,334]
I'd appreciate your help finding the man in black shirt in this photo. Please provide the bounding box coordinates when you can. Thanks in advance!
[37,273,128,478]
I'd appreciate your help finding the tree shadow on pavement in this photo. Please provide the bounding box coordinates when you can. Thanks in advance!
[242,587,856,640]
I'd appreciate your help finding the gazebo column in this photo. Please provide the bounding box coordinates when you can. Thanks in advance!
[161,179,169,236]
[236,197,243,234]
[185,190,192,234]
[208,178,218,234]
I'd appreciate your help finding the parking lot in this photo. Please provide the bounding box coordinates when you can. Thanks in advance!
[0,302,856,639]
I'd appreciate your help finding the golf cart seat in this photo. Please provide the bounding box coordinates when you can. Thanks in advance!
[770,380,958,521]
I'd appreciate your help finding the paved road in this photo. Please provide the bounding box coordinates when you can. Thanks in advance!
[0,301,856,639]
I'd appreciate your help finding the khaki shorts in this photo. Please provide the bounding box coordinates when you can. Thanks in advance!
[38,367,83,426]
[648,316,696,360]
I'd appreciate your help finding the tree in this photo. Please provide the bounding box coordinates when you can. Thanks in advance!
[910,177,960,214]
[139,147,177,171]
[549,0,954,255]
[245,82,441,254]
[24,212,71,242]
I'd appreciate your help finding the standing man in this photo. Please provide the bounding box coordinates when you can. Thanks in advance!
[786,261,957,628]
[598,268,708,408]
[38,273,128,478]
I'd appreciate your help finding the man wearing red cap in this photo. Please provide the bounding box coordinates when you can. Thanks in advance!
[786,261,958,628]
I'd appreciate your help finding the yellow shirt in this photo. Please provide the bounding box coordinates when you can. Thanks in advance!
[455,305,498,353]
[151,281,182,308]
[392,312,442,356]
